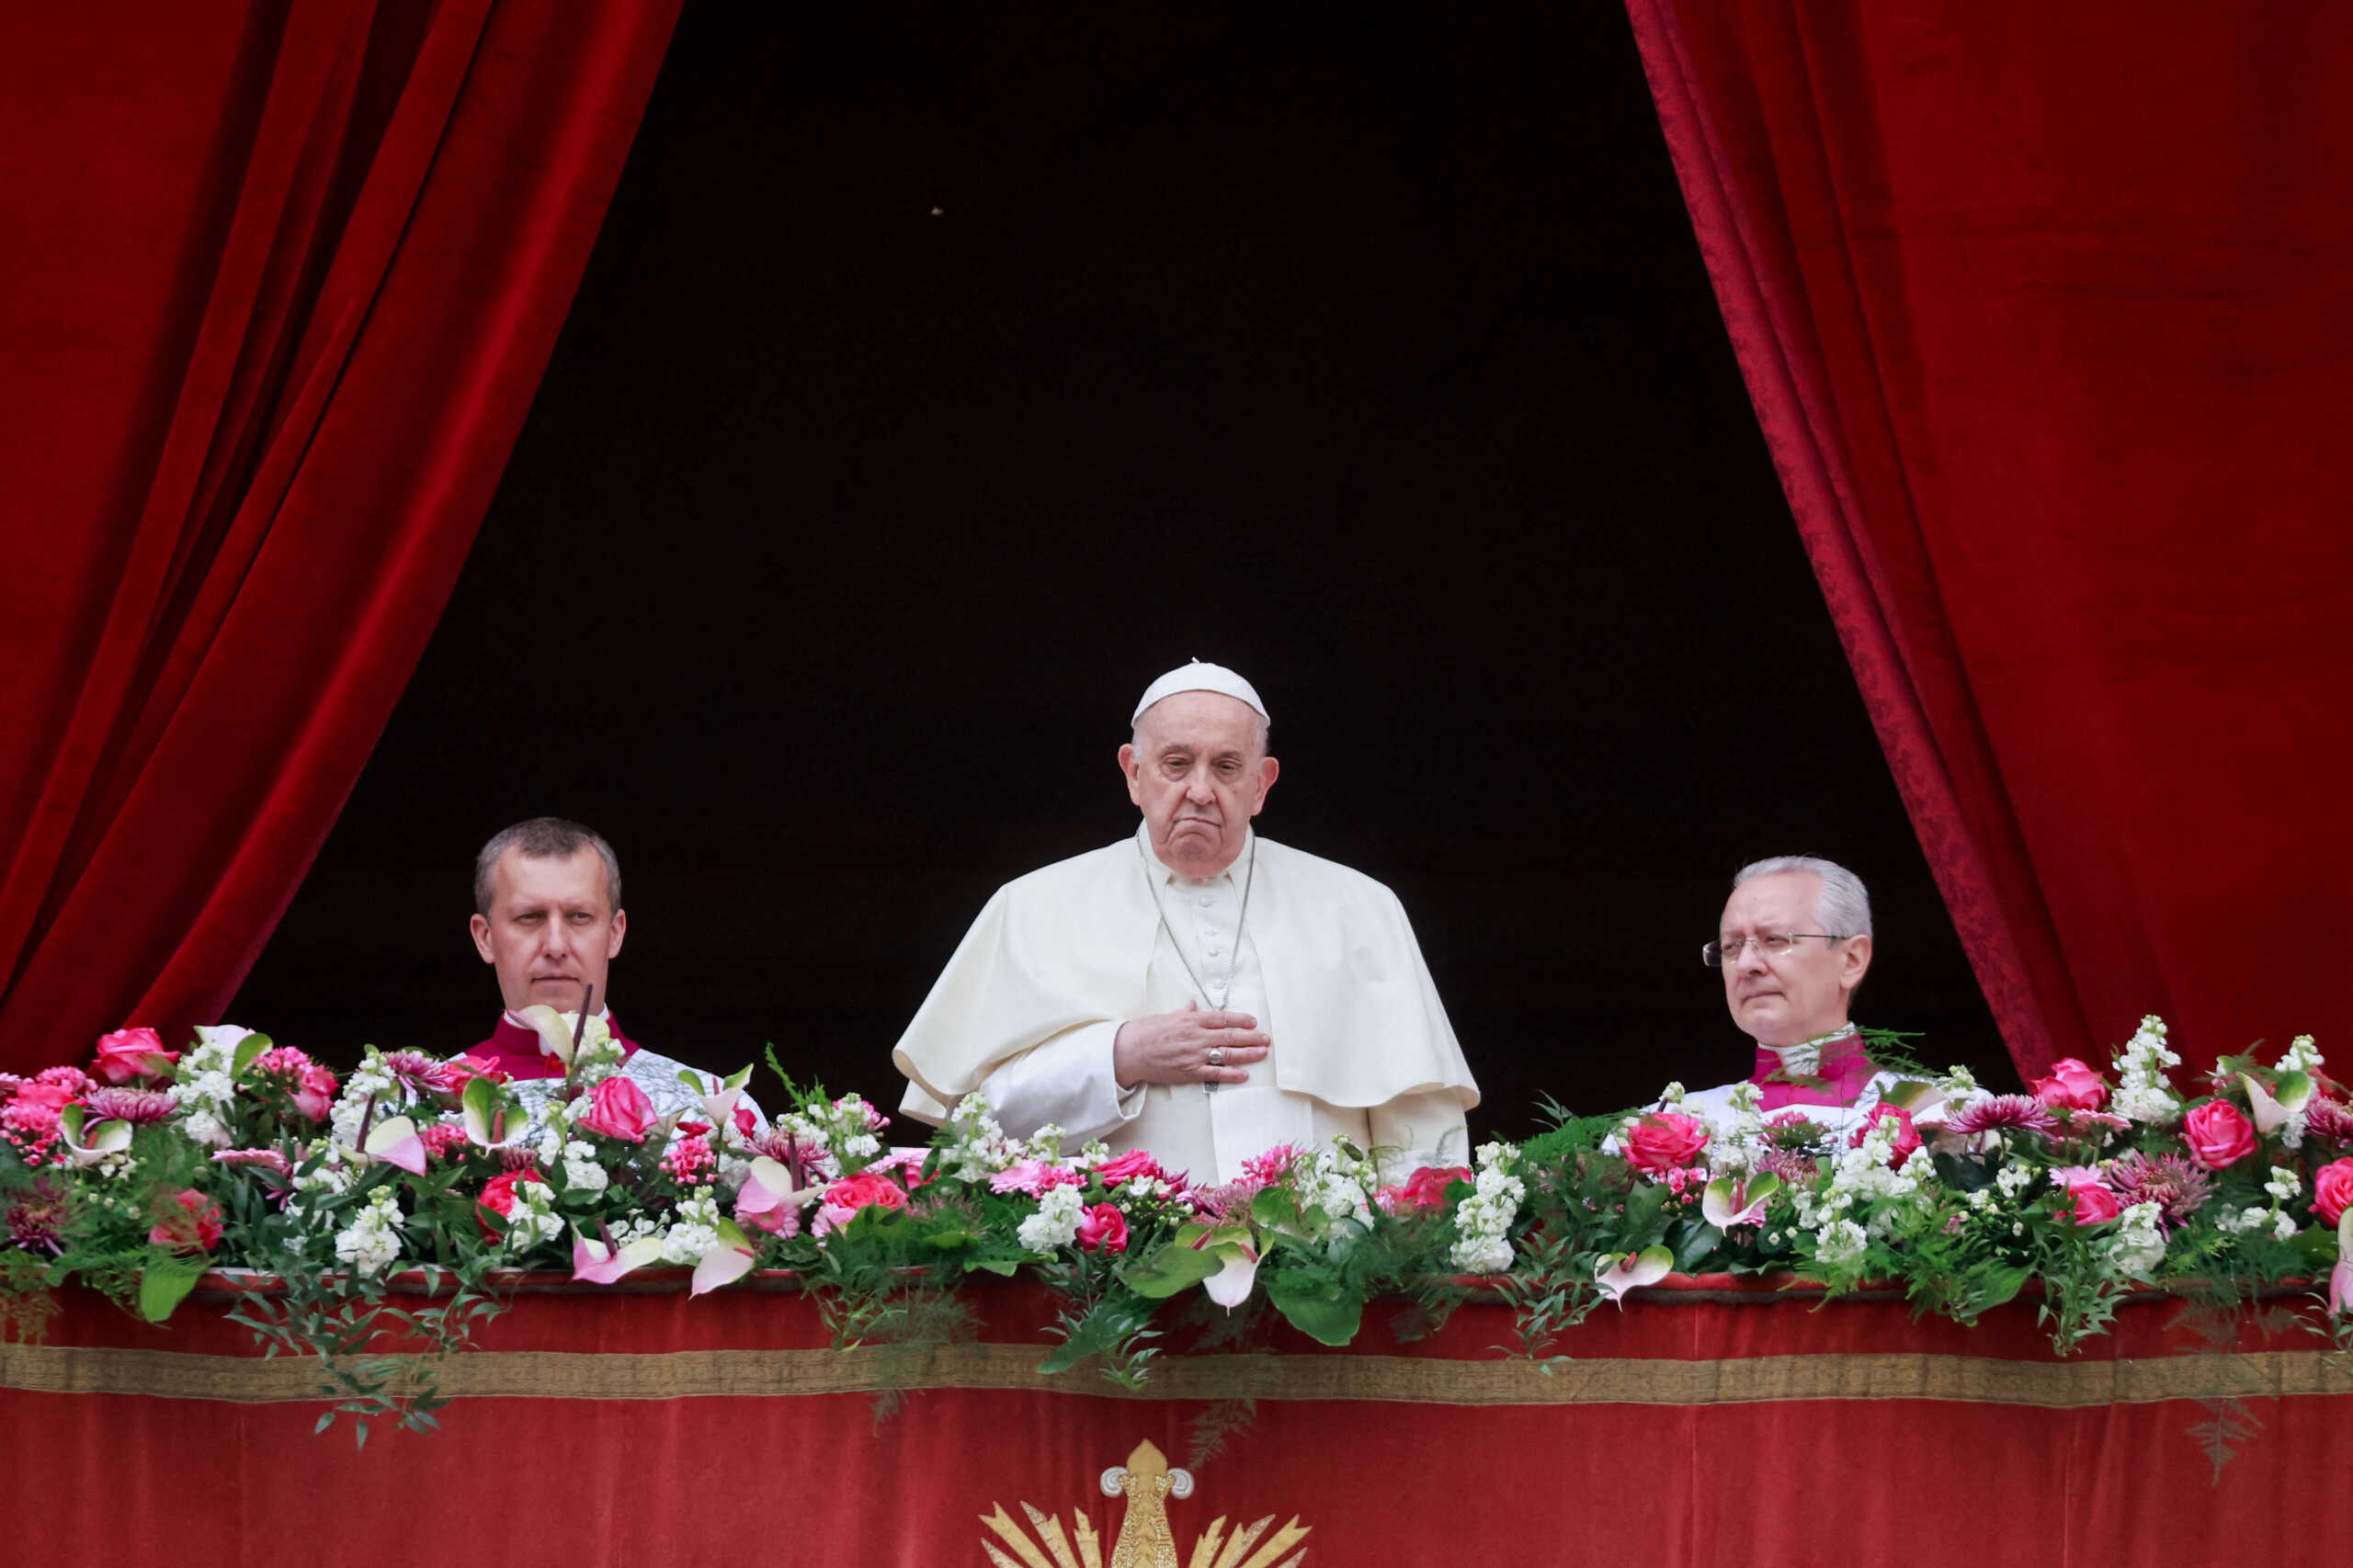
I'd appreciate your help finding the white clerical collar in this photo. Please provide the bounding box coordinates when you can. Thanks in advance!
[1135,820,1254,887]
[1759,1024,1857,1075]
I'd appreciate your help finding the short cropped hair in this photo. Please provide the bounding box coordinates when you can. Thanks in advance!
[473,818,623,916]
[1733,855,1872,938]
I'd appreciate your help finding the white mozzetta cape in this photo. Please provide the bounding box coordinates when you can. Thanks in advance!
[892,834,1479,1124]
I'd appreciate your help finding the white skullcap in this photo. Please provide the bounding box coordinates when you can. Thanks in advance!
[1131,659,1269,725]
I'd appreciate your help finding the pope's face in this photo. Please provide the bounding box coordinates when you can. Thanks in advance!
[1119,691,1279,878]
[469,846,627,1015]
[1719,870,1870,1048]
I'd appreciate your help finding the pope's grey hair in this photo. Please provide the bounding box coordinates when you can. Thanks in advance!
[1733,855,1872,938]
[473,817,623,915]
[1130,704,1271,757]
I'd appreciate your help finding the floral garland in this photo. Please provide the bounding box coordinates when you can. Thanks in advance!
[4,1013,2350,1440]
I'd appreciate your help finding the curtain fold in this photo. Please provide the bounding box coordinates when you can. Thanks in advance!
[1625,0,2353,1078]
[0,0,681,1074]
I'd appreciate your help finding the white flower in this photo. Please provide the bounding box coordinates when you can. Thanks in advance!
[2109,1200,2166,1276]
[1447,1143,1523,1274]
[1935,1064,1980,1101]
[1813,1218,1869,1267]
[328,1050,401,1152]
[2271,1210,2299,1244]
[2279,1034,2324,1074]
[1017,1183,1085,1251]
[1658,1081,1687,1108]
[503,1186,563,1250]
[660,1189,724,1264]
[2266,1165,2301,1203]
[563,1140,609,1196]
[2115,1016,2183,1126]
[332,1187,404,1278]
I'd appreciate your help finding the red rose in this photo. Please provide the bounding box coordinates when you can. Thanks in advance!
[1848,1103,1922,1165]
[478,1168,548,1219]
[2029,1057,2111,1113]
[2182,1100,2256,1170]
[1093,1148,1165,1186]
[2312,1158,2353,1226]
[1381,1165,1472,1215]
[1075,1203,1130,1254]
[93,1028,178,1085]
[147,1189,223,1253]
[1625,1112,1710,1175]
[576,1074,655,1142]
[821,1171,910,1213]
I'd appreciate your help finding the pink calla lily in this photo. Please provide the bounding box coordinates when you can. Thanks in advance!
[572,1232,665,1284]
[1595,1245,1675,1305]
[2333,1213,2353,1317]
[1201,1245,1261,1309]
[733,1156,812,1235]
[57,1106,133,1168]
[689,1219,758,1297]
[362,1114,427,1175]
[460,1075,529,1149]
[1700,1172,1780,1230]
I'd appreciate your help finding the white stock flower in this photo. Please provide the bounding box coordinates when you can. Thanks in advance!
[562,1140,609,1196]
[2265,1166,2301,1203]
[2115,1016,2183,1126]
[1447,1143,1523,1274]
[333,1187,404,1277]
[2109,1201,2166,1277]
[1017,1183,1085,1252]
[1813,1218,1869,1267]
[2279,1035,2324,1074]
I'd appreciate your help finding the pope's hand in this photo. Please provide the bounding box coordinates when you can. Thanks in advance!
[1112,1000,1269,1088]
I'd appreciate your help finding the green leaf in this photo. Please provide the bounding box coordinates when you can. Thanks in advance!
[1265,1271,1364,1346]
[1118,1239,1224,1299]
[970,1258,1020,1278]
[1670,1218,1722,1274]
[1250,1187,1293,1228]
[137,1256,209,1324]
[232,1033,273,1077]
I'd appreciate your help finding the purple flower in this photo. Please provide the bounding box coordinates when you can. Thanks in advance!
[2108,1151,2214,1232]
[1942,1095,2058,1139]
[80,1087,176,1126]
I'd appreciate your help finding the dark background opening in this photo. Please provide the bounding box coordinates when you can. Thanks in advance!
[232,2,2011,1140]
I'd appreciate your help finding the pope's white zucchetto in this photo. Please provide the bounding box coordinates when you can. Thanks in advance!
[1131,660,1269,726]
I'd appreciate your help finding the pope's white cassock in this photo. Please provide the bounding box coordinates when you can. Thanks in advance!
[892,822,1477,1185]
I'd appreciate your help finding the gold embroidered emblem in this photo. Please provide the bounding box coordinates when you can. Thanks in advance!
[978,1439,1310,1568]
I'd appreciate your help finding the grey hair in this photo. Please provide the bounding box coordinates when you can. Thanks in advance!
[1733,855,1872,937]
[473,817,623,915]
[1130,702,1271,758]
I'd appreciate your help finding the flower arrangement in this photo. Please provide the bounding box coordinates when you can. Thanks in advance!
[4,1016,2349,1442]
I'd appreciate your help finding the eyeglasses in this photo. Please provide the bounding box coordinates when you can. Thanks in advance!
[1701,933,1846,968]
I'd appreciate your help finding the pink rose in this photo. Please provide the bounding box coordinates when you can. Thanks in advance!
[2182,1100,2256,1170]
[1378,1165,1472,1215]
[2029,1057,2111,1113]
[2063,1181,2123,1225]
[1624,1112,1710,1175]
[575,1074,655,1142]
[93,1028,178,1085]
[147,1189,223,1253]
[1075,1203,1130,1254]
[822,1170,910,1214]
[1848,1103,1921,1165]
[440,1053,508,1093]
[1094,1148,1166,1186]
[292,1063,338,1121]
[2311,1158,2353,1226]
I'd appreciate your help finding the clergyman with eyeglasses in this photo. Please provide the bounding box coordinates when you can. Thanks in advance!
[1677,855,1901,1133]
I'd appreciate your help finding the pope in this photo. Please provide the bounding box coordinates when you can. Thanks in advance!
[892,661,1477,1183]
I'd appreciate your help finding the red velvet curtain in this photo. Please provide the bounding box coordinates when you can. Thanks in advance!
[1626,1,2353,1078]
[0,1,680,1074]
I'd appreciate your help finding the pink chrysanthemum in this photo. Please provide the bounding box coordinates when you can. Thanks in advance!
[2108,1151,2214,1232]
[497,1143,541,1172]
[1757,1146,1820,1187]
[381,1050,456,1096]
[1942,1095,2058,1138]
[2052,1108,2131,1136]
[213,1147,294,1177]
[81,1086,176,1126]
[2302,1099,2353,1145]
[1242,1143,1302,1187]
[6,1178,72,1254]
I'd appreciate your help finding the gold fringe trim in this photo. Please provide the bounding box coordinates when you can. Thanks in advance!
[3,1341,2347,1408]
